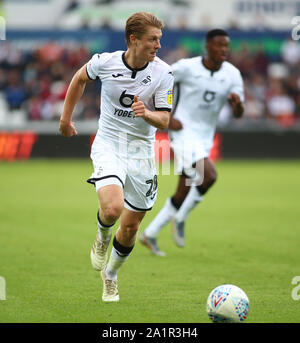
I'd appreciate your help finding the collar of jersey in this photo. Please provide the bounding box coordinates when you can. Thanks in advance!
[122,52,149,72]
[201,56,223,74]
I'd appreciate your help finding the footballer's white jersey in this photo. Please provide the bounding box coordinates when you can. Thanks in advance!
[171,56,244,153]
[87,51,173,158]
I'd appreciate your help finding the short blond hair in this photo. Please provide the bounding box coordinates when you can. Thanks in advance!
[125,12,164,46]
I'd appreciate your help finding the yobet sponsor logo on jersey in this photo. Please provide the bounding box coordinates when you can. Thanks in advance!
[114,108,135,118]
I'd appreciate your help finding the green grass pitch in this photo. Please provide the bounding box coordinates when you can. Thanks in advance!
[0,159,300,323]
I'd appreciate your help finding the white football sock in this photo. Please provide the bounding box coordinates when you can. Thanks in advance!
[174,186,203,223]
[97,210,113,243]
[144,198,177,238]
[105,238,133,280]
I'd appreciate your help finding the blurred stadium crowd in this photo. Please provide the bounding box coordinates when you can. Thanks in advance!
[0,36,300,128]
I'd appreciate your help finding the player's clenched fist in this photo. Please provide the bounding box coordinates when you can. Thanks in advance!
[227,93,241,107]
[227,92,243,118]
[168,116,183,131]
[59,120,78,138]
[131,95,148,119]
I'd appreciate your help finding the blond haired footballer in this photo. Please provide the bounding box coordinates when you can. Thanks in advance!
[59,12,174,302]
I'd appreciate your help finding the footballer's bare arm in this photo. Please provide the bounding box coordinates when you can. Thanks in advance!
[59,64,93,137]
[131,95,170,130]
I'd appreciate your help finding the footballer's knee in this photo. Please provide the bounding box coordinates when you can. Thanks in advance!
[172,174,191,208]
[197,169,217,195]
[101,204,123,224]
[205,168,217,188]
[200,158,218,191]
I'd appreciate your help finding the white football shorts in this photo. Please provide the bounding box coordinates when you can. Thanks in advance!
[87,138,158,212]
[169,128,209,181]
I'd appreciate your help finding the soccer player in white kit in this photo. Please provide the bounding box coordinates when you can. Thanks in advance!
[59,12,173,301]
[140,29,244,256]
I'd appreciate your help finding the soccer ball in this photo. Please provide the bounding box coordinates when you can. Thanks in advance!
[206,284,250,323]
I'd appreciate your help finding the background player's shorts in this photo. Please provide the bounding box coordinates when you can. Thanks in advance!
[169,129,210,180]
[87,138,157,212]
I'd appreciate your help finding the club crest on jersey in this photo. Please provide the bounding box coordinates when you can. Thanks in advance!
[203,90,216,103]
[119,90,135,108]
[141,75,151,86]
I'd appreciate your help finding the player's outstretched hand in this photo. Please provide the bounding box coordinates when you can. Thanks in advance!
[59,120,78,138]
[131,95,146,118]
[168,117,183,131]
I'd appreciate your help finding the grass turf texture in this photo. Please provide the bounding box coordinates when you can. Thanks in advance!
[0,159,299,323]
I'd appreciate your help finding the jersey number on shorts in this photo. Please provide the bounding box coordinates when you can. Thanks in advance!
[146,175,158,199]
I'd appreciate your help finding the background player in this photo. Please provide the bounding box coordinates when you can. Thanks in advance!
[140,29,244,256]
[59,12,173,300]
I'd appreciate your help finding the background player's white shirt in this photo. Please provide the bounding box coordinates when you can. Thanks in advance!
[87,51,173,159]
[171,56,244,152]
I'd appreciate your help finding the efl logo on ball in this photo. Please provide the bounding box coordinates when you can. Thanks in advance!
[206,284,250,323]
